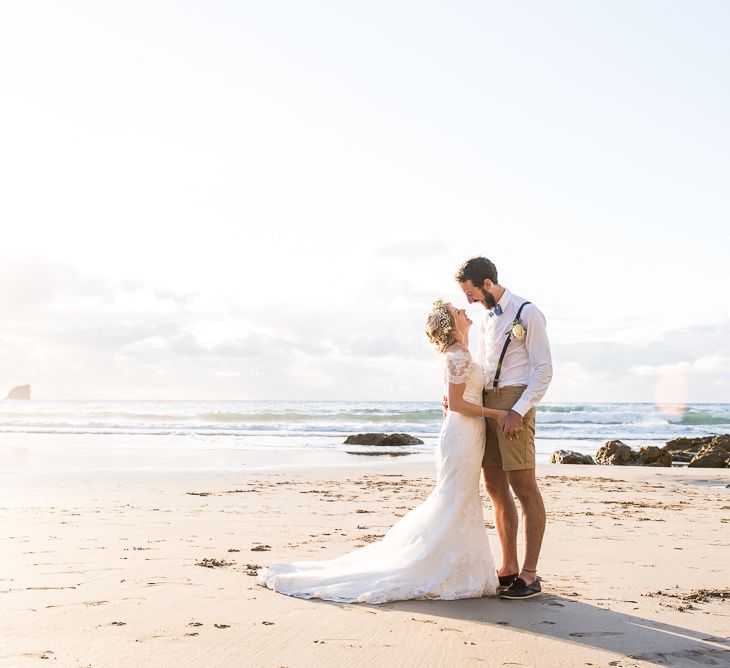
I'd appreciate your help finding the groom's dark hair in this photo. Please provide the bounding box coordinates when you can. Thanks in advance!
[455,257,498,287]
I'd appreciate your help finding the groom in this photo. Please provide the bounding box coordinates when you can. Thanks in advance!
[455,257,553,600]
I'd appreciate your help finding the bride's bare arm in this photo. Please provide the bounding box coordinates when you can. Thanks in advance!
[447,382,507,422]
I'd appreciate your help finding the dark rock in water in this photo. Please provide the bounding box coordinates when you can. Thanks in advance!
[379,433,423,446]
[5,384,30,400]
[550,450,595,465]
[343,433,424,446]
[637,445,672,467]
[345,451,412,457]
[664,436,715,452]
[344,433,388,445]
[595,440,638,466]
[688,438,730,468]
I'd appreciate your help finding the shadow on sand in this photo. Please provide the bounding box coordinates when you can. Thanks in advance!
[309,591,730,666]
[380,593,730,666]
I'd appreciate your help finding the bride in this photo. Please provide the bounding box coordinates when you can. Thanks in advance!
[257,300,507,603]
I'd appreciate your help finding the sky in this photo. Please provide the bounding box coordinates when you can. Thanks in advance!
[1,1,729,403]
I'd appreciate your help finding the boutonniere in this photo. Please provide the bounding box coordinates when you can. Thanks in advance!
[511,318,527,341]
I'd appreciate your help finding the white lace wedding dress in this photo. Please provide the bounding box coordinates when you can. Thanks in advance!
[257,347,498,603]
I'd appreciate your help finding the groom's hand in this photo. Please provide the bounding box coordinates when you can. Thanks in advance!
[502,410,523,439]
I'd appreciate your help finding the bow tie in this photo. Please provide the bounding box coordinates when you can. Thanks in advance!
[489,304,503,317]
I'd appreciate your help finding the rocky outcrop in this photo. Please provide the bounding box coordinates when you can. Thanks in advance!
[5,384,30,400]
[667,447,696,464]
[637,446,673,467]
[662,434,729,467]
[688,437,730,468]
[664,436,715,452]
[550,450,595,465]
[343,433,424,446]
[709,434,730,450]
[588,434,730,468]
[595,440,638,466]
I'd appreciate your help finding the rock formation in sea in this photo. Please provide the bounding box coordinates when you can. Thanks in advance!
[551,434,729,468]
[687,436,730,468]
[665,436,715,451]
[594,440,638,466]
[550,450,595,465]
[636,445,673,467]
[5,384,30,400]
[344,433,424,446]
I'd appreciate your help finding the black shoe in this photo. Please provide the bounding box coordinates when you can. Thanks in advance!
[498,573,518,587]
[499,577,542,600]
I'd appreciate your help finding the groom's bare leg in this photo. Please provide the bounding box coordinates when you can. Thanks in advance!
[482,466,519,576]
[506,468,545,586]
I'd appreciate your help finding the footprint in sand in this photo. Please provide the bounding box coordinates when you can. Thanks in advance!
[22,650,54,660]
[343,606,377,615]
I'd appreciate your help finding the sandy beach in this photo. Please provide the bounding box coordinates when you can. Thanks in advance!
[1,462,729,667]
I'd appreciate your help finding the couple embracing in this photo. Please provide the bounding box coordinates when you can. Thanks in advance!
[258,256,553,603]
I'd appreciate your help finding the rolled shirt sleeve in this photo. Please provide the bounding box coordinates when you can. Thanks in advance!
[511,306,553,417]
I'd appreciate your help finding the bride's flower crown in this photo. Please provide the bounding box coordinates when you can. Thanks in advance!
[432,299,453,336]
[426,299,457,352]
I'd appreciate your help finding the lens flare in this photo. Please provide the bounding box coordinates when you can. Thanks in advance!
[655,371,688,415]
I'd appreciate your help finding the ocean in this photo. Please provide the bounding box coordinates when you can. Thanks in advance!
[1,400,728,474]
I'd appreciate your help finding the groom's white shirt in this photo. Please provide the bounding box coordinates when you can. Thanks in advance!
[477,288,553,417]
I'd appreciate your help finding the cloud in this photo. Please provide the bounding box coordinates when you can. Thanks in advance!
[2,256,729,401]
[631,362,692,377]
[0,256,439,398]
[0,255,115,313]
[548,320,730,403]
[631,356,730,377]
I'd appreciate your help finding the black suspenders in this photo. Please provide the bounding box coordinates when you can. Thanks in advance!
[492,302,531,389]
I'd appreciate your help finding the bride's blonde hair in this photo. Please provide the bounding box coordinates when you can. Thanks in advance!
[425,299,456,353]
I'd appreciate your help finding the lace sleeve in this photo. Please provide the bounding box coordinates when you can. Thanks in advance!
[445,348,472,385]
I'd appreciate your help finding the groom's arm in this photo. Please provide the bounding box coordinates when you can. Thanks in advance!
[510,305,553,418]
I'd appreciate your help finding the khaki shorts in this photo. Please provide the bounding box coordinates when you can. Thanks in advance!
[482,385,536,471]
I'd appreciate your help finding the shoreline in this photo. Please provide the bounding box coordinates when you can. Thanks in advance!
[2,431,727,478]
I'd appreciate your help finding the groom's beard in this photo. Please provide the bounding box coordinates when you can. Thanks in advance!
[480,289,497,309]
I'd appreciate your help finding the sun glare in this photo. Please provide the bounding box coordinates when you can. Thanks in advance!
[655,371,688,416]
